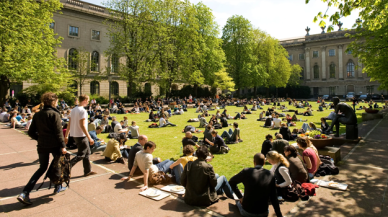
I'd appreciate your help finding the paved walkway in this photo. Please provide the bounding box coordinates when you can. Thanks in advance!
[0,110,387,217]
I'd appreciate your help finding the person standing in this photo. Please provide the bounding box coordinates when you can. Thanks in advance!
[17,92,68,205]
[65,95,97,177]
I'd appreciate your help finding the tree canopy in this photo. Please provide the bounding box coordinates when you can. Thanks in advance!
[0,0,70,105]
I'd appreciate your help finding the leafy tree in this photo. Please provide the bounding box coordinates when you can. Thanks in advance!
[156,0,201,97]
[104,0,159,97]
[288,64,303,87]
[212,68,235,92]
[222,15,255,93]
[307,0,388,89]
[0,0,69,105]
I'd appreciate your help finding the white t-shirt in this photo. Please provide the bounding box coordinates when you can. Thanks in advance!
[272,118,281,128]
[70,106,88,137]
[0,112,6,122]
[159,117,165,127]
[114,124,123,133]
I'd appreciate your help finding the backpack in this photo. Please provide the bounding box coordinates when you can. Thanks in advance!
[108,132,118,139]
[148,123,159,128]
[37,153,71,190]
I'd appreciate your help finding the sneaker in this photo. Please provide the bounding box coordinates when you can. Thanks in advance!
[17,192,32,205]
[85,171,97,177]
[54,185,67,195]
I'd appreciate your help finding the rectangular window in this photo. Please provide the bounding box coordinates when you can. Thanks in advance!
[313,51,319,58]
[92,30,100,40]
[329,87,336,95]
[299,54,305,60]
[69,26,79,37]
[329,49,335,56]
[288,55,293,61]
[49,22,55,30]
[366,86,374,94]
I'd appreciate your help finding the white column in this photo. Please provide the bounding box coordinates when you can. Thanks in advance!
[358,60,363,78]
[321,46,326,80]
[305,47,311,80]
[338,45,344,79]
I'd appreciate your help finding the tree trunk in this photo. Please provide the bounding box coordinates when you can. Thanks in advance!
[166,79,172,98]
[194,84,198,97]
[128,79,133,97]
[253,86,257,97]
[276,87,278,97]
[266,87,269,98]
[79,81,83,95]
[0,75,10,106]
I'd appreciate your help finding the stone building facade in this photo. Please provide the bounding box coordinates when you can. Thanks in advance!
[12,0,161,98]
[279,30,387,97]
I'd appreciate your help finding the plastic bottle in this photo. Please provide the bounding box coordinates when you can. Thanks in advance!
[300,118,302,122]
[330,158,334,164]
[180,146,183,155]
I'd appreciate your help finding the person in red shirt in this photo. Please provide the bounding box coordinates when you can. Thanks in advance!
[296,137,318,180]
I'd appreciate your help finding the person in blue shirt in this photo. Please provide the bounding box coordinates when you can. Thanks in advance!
[89,126,106,153]
[16,114,22,122]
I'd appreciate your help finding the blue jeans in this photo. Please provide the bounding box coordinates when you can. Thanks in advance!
[236,201,268,217]
[155,160,174,173]
[221,129,233,141]
[215,174,234,199]
[172,164,184,185]
[301,123,311,132]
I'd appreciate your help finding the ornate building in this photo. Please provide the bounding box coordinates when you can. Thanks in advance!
[279,28,386,97]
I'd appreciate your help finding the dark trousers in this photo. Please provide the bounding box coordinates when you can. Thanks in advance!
[23,150,60,193]
[70,137,91,175]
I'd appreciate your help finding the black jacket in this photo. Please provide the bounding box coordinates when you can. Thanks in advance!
[181,159,218,206]
[28,106,66,152]
[279,126,292,141]
[261,140,272,156]
[229,165,282,217]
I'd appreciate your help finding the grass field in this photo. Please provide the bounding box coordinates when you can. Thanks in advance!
[96,101,374,185]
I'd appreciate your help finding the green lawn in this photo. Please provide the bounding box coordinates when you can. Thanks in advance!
[96,101,370,183]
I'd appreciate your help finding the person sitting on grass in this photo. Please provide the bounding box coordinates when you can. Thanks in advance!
[209,114,218,126]
[203,125,213,147]
[221,122,241,143]
[159,114,177,127]
[229,153,283,217]
[271,114,282,129]
[271,134,289,155]
[279,123,295,141]
[181,145,234,206]
[251,103,258,111]
[114,120,129,134]
[266,151,292,202]
[220,114,228,128]
[303,108,313,116]
[10,112,24,128]
[25,115,33,130]
[284,114,296,126]
[206,130,230,154]
[123,116,129,127]
[199,114,208,128]
[128,121,140,139]
[261,134,273,156]
[182,131,200,149]
[122,141,179,191]
[242,106,252,114]
[103,108,111,118]
[284,145,308,183]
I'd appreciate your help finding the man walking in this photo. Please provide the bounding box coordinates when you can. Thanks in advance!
[65,95,97,177]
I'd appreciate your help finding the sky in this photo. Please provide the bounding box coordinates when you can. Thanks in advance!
[83,0,360,40]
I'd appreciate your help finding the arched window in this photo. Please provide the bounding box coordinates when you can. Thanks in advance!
[68,48,78,70]
[111,81,119,96]
[347,60,355,77]
[91,51,99,72]
[111,54,119,73]
[330,63,336,78]
[90,81,100,95]
[313,64,319,79]
[300,67,304,80]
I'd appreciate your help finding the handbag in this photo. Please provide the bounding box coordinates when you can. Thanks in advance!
[149,171,172,185]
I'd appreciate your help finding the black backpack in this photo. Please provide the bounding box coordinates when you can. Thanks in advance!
[37,153,71,190]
